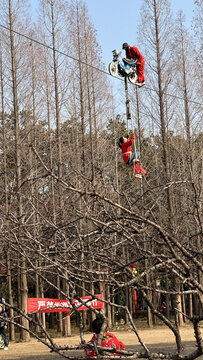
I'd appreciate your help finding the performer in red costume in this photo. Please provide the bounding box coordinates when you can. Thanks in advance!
[118,133,146,180]
[122,42,145,86]
[84,318,125,359]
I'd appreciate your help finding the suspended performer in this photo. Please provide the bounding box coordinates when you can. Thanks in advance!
[118,133,146,180]
[122,43,145,87]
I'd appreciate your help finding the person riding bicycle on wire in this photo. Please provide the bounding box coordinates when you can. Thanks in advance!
[122,43,145,87]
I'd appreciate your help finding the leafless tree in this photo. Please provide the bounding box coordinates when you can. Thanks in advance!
[0,0,202,359]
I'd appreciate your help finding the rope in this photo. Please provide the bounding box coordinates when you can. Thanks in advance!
[131,117,138,159]
[124,76,139,161]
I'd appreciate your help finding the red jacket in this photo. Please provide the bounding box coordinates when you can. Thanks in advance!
[126,46,144,64]
[85,331,125,359]
[121,134,135,164]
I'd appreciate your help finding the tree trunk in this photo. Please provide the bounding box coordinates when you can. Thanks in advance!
[135,87,153,327]
[76,2,86,171]
[39,278,46,330]
[8,0,29,341]
[153,0,183,326]
[0,42,15,341]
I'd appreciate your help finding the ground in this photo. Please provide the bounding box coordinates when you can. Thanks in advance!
[0,325,202,359]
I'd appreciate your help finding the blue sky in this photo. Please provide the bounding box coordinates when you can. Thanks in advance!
[83,0,195,66]
[29,0,195,116]
[30,0,195,68]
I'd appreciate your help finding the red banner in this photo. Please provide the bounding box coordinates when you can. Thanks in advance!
[27,294,103,314]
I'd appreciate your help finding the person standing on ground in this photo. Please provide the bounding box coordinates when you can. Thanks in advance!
[0,302,9,350]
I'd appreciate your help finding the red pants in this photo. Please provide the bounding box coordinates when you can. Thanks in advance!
[136,60,145,83]
[134,162,146,176]
[129,162,146,181]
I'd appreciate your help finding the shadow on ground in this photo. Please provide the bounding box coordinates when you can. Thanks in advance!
[1,341,200,360]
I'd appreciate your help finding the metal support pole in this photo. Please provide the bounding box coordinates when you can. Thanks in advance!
[124,75,131,121]
[125,75,137,155]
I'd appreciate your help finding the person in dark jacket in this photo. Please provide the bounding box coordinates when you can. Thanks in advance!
[122,42,145,86]
[0,302,8,350]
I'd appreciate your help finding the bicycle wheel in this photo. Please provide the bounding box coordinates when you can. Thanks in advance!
[128,72,137,84]
[108,61,118,77]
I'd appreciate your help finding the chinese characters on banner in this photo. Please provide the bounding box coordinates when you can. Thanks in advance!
[27,294,104,313]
